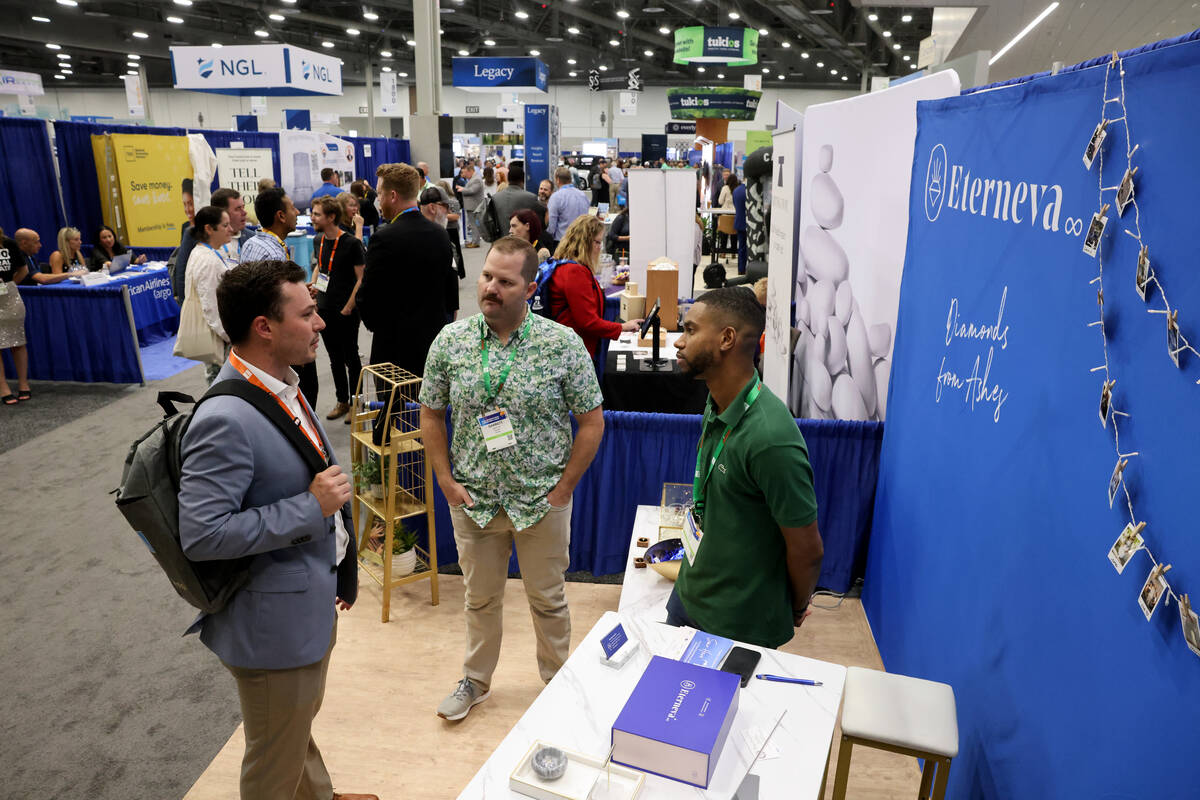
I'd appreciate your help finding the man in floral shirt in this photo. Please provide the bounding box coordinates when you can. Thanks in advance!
[419,235,605,721]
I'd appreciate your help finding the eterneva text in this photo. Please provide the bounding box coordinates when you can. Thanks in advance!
[944,165,1064,231]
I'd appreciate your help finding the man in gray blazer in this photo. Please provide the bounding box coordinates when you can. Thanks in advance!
[459,164,485,248]
[179,259,376,800]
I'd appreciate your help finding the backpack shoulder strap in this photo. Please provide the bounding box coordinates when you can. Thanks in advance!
[200,380,329,476]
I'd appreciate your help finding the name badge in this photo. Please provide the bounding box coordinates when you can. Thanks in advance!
[313,271,330,293]
[683,508,704,566]
[478,408,516,452]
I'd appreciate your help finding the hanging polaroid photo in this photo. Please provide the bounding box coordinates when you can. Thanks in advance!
[1166,310,1181,368]
[1180,596,1200,657]
[1082,210,1108,258]
[1098,380,1113,428]
[1115,167,1137,216]
[1107,521,1144,574]
[1083,120,1109,170]
[1134,245,1153,301]
[1107,457,1127,508]
[1138,565,1167,621]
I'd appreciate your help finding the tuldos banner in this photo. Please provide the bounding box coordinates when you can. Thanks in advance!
[452,57,548,93]
[170,44,343,96]
[667,87,762,120]
[673,26,759,67]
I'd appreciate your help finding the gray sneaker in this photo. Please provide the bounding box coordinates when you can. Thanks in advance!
[437,677,490,721]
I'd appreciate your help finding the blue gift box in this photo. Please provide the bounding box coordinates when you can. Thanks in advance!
[610,655,740,788]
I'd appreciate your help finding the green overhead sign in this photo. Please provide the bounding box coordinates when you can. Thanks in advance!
[673,26,759,67]
[667,87,763,121]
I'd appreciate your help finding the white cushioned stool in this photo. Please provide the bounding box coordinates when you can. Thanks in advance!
[830,666,958,800]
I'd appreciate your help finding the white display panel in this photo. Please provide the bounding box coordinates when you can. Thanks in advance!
[628,169,698,304]
[764,118,802,406]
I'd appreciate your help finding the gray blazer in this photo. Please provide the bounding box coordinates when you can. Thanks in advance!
[178,363,357,670]
[460,175,485,212]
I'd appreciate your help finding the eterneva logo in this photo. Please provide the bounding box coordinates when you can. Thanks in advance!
[924,142,1066,233]
[665,679,696,723]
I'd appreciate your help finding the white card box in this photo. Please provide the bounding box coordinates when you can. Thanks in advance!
[510,739,644,800]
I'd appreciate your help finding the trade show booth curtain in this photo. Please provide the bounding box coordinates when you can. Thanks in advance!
[0,118,66,259]
[345,136,413,183]
[863,34,1200,800]
[194,130,282,191]
[419,411,881,588]
[53,120,185,248]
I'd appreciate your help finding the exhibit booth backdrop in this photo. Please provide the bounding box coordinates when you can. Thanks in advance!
[865,32,1200,800]
[0,118,66,258]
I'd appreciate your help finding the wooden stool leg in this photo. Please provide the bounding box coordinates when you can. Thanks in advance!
[830,735,854,800]
[918,757,936,799]
[931,757,951,800]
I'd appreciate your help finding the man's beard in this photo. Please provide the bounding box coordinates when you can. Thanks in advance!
[679,347,713,378]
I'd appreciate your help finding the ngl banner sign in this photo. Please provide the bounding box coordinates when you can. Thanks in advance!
[170,45,342,96]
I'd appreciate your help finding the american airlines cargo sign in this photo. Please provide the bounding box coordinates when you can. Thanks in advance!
[170,44,342,96]
[452,57,548,93]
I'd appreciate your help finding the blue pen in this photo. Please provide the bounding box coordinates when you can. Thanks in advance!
[755,673,823,686]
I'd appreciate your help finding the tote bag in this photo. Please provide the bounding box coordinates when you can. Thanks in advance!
[173,275,225,365]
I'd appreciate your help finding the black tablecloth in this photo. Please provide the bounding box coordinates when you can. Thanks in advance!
[601,351,709,414]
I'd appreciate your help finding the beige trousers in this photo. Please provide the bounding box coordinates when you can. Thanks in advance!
[450,503,573,692]
[223,619,336,800]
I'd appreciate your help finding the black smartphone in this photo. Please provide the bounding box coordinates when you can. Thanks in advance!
[720,646,761,688]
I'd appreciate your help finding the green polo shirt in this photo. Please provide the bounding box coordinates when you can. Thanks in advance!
[676,376,819,648]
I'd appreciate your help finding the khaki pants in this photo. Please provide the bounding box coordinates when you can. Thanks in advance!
[223,619,336,800]
[609,184,621,207]
[450,503,572,692]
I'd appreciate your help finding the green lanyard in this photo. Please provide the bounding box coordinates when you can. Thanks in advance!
[481,313,531,405]
[693,379,762,516]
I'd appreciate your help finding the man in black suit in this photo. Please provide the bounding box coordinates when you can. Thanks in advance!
[357,162,453,376]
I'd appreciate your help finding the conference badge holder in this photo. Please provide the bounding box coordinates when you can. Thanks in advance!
[1082,204,1109,258]
[478,408,516,453]
[682,508,704,567]
[313,270,330,293]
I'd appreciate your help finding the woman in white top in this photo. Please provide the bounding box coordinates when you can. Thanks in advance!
[184,205,234,381]
[716,172,739,255]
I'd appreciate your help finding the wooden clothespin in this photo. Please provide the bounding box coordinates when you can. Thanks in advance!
[1097,289,1104,306]
[1111,51,1120,66]
[1150,562,1173,582]
[1100,202,1111,216]
[1131,520,1146,537]
[1182,593,1192,617]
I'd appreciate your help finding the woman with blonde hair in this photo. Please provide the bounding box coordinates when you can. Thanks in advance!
[545,215,641,358]
[49,227,86,274]
[336,191,365,241]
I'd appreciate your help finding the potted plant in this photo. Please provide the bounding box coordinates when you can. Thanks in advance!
[391,523,419,577]
[353,456,384,500]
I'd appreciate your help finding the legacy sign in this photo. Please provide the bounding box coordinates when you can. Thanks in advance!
[452,57,548,93]
[170,44,343,96]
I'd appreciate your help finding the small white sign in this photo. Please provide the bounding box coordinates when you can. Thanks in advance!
[17,92,36,117]
[364,143,372,157]
[380,71,400,116]
[918,35,937,68]
[743,75,763,92]
[619,91,638,116]
[0,70,45,97]
[250,95,267,116]
[123,73,146,119]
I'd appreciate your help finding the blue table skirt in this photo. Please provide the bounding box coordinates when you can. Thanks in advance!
[407,411,882,590]
[11,266,180,383]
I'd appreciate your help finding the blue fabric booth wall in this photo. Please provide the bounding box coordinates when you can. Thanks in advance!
[864,32,1200,800]
[0,118,67,260]
[409,411,880,591]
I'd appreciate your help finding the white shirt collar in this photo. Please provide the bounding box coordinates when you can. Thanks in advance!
[232,350,299,400]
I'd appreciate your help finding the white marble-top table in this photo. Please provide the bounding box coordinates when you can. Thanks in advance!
[609,330,685,357]
[457,506,847,800]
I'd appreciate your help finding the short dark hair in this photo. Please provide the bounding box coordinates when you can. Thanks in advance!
[254,188,288,228]
[181,178,194,196]
[508,163,525,186]
[217,260,308,345]
[193,205,226,243]
[349,179,368,199]
[487,235,539,283]
[696,286,766,347]
[321,167,334,181]
[418,186,447,207]
[210,187,240,210]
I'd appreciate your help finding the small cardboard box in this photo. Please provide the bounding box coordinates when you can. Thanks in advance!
[619,290,646,322]
[645,259,679,331]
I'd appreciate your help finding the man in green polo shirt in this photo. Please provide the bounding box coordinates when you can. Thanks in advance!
[671,288,824,649]
[419,235,605,721]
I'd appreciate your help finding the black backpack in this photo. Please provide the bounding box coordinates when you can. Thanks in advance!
[115,381,328,614]
[480,194,504,242]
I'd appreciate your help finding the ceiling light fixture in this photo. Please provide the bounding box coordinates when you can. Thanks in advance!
[127,69,138,75]
[599,65,608,71]
[54,74,66,80]
[399,71,409,77]
[381,66,392,72]
[57,53,71,60]
[841,75,848,80]
[728,11,739,20]
[868,13,878,22]
[697,66,705,72]
[483,39,495,46]
[567,27,580,35]
[902,54,910,61]
[132,31,149,39]
[617,9,629,18]
[363,10,379,21]
[46,43,62,50]
[167,15,184,23]
[990,2,1059,66]
[644,49,653,57]
[762,67,769,73]
[406,39,416,45]
[801,51,810,59]
[816,61,824,67]
[514,10,529,19]
[128,54,140,60]
[759,28,768,35]
[347,27,361,35]
[658,26,670,35]
[567,58,577,64]
[569,71,577,77]
[882,30,892,38]
[173,0,193,5]
[56,0,78,6]
[717,72,725,78]
[609,39,619,47]
[281,0,297,3]
[212,42,223,48]
[782,41,791,48]
[322,41,334,48]
[32,15,51,22]
[529,49,540,55]
[902,14,913,23]
[778,74,784,80]
[254,29,269,37]
[458,49,469,55]
[892,43,900,50]
[830,68,837,74]
[269,13,285,21]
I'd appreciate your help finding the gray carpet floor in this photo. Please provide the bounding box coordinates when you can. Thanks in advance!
[0,243,632,798]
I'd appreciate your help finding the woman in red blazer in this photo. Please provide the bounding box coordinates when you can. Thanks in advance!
[547,215,642,358]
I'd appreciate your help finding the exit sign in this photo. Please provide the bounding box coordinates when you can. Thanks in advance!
[465,105,480,114]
